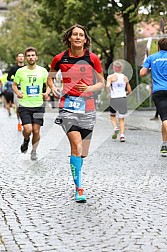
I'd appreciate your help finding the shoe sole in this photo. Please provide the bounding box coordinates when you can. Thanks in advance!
[75,199,87,203]
[160,152,167,157]
[112,130,119,139]
[75,195,87,203]
[20,140,30,153]
[21,149,28,154]
[31,152,37,160]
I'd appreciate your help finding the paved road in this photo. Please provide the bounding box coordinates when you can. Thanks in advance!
[0,105,167,252]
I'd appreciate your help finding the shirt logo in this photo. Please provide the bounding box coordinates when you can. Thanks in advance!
[80,66,86,72]
[63,58,68,63]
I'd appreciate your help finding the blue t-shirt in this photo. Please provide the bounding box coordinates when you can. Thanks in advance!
[143,50,167,93]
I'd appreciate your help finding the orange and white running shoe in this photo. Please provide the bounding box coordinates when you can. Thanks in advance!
[75,188,86,203]
[18,123,22,131]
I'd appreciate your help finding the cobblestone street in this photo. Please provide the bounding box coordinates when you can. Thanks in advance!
[0,105,167,252]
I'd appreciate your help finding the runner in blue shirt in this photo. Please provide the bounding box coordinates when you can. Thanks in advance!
[140,38,167,157]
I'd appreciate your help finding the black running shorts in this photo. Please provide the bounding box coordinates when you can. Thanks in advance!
[152,90,167,121]
[4,92,14,103]
[66,125,93,139]
[18,105,45,126]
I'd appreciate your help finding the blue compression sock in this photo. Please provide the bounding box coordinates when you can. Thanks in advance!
[70,156,82,189]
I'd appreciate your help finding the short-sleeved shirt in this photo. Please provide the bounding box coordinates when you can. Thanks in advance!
[142,50,167,93]
[50,49,103,111]
[7,65,24,81]
[14,65,48,107]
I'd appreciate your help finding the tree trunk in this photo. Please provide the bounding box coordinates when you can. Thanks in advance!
[91,36,114,76]
[104,45,114,76]
[123,13,136,66]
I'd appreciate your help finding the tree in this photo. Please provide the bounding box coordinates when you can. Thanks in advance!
[140,0,167,32]
[118,1,141,64]
[0,0,63,68]
[35,0,167,64]
[34,0,122,75]
[2,0,166,73]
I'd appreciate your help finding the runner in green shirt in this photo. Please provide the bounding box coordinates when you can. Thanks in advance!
[12,47,50,160]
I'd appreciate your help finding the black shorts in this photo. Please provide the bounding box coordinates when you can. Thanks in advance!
[66,125,93,139]
[18,105,45,126]
[4,92,14,103]
[152,90,167,121]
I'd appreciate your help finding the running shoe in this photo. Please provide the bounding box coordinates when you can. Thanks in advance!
[17,123,22,131]
[30,150,38,161]
[150,117,158,121]
[160,145,167,157]
[20,138,30,153]
[75,188,86,203]
[112,128,119,139]
[120,136,126,142]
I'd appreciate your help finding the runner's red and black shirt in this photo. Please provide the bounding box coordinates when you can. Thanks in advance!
[50,49,103,111]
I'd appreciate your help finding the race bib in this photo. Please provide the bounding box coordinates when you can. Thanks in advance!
[64,96,85,113]
[26,85,40,96]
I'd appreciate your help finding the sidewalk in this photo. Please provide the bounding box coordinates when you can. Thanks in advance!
[98,109,161,132]
[0,105,166,252]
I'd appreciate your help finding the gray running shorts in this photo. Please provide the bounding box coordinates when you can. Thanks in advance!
[110,97,127,115]
[55,109,96,133]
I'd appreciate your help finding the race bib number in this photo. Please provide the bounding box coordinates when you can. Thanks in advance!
[64,96,85,113]
[26,85,40,96]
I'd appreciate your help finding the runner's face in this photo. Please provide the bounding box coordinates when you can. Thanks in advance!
[113,65,122,73]
[25,51,38,65]
[17,54,24,63]
[69,27,86,49]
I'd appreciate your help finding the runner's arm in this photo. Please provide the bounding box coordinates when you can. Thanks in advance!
[106,75,112,94]
[76,72,104,93]
[124,75,132,95]
[139,67,150,77]
[42,84,51,99]
[12,82,23,98]
[47,68,60,98]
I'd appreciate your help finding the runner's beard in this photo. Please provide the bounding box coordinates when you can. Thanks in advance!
[28,60,36,65]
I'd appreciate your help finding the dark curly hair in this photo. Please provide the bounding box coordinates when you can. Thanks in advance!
[63,24,91,49]
[158,38,167,51]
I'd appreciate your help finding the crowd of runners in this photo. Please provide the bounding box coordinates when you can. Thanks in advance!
[0,24,167,203]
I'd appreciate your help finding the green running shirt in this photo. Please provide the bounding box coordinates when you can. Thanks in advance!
[14,65,48,107]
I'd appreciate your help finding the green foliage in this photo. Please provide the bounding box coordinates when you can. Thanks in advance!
[0,0,166,78]
[150,40,158,54]
[0,0,63,69]
[141,0,167,18]
[34,0,122,70]
[2,0,158,71]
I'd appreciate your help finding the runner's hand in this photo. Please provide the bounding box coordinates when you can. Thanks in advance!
[42,92,50,100]
[17,91,23,98]
[51,86,60,99]
[75,82,89,92]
